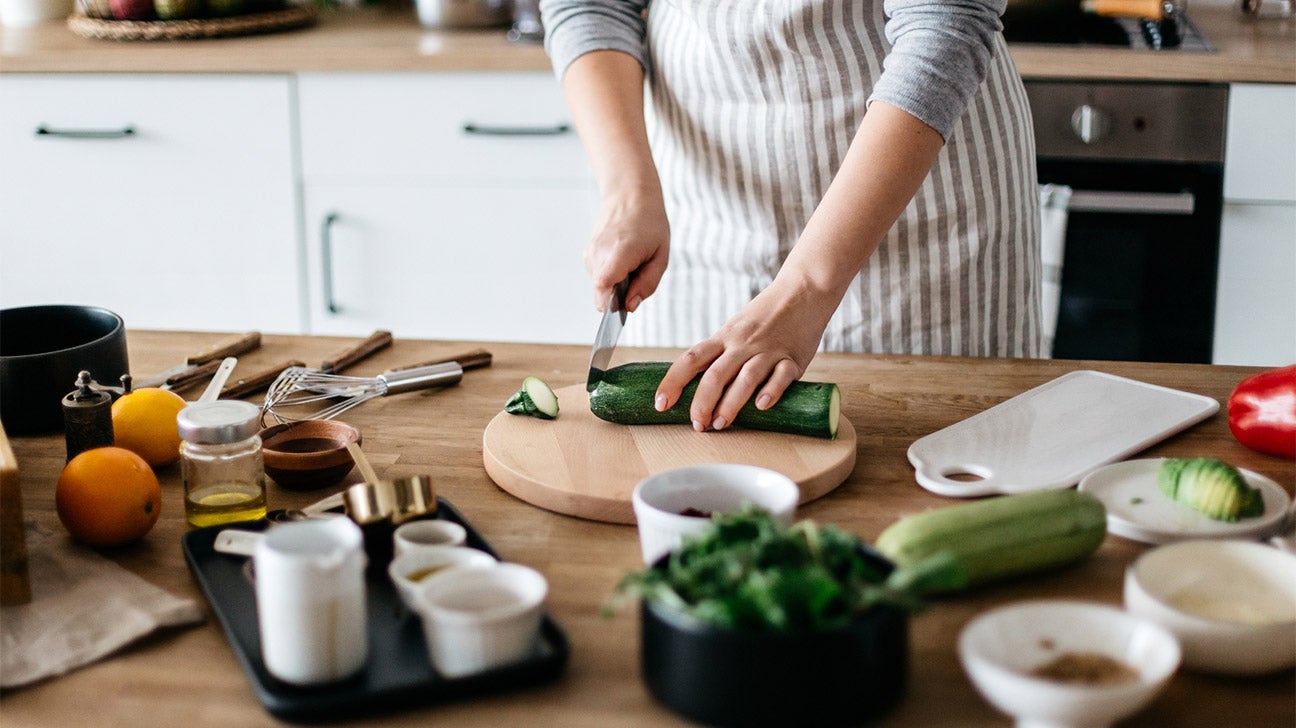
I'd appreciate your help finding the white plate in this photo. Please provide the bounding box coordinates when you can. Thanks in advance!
[1078,459,1291,545]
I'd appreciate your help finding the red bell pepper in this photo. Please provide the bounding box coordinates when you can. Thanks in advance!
[1227,364,1296,460]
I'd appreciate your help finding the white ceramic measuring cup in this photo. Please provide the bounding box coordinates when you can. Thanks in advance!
[392,519,468,557]
[387,545,497,610]
[254,517,368,685]
[413,562,547,678]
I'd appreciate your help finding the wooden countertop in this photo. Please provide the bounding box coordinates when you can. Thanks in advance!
[2,331,1293,726]
[2,3,1293,82]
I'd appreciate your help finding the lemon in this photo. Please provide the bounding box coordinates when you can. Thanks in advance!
[111,387,188,468]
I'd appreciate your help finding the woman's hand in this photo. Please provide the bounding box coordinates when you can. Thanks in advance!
[586,190,669,313]
[652,102,946,431]
[654,273,838,432]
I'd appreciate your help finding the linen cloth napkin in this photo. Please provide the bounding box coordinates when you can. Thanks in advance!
[0,521,203,689]
[1038,183,1074,359]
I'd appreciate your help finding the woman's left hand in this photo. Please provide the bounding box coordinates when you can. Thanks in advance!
[653,274,839,432]
[653,101,946,431]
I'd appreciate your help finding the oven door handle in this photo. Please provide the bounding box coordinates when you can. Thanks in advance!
[1065,190,1195,215]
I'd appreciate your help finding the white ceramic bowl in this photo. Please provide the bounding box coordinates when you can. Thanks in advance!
[392,519,469,558]
[387,546,497,611]
[413,562,548,678]
[959,601,1180,728]
[1124,539,1296,675]
[630,464,800,564]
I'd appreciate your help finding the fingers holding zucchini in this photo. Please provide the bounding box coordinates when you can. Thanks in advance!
[654,344,720,417]
[591,362,840,439]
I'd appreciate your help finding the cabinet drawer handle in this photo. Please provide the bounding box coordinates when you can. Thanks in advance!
[461,122,572,137]
[322,212,342,315]
[35,125,136,139]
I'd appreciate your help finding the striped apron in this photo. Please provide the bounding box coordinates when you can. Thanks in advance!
[622,0,1043,358]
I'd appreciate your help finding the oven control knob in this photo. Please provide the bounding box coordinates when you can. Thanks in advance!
[1070,104,1112,144]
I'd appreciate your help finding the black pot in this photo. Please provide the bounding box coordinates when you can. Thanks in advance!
[0,305,129,435]
[639,549,909,728]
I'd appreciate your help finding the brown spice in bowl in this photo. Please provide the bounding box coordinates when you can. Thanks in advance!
[1030,652,1140,685]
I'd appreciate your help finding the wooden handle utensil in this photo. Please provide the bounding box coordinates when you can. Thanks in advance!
[187,331,262,365]
[385,348,493,374]
[320,330,394,374]
[162,358,224,393]
[220,360,307,400]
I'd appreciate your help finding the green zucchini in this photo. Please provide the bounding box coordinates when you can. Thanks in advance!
[873,489,1107,593]
[505,376,559,419]
[587,361,839,439]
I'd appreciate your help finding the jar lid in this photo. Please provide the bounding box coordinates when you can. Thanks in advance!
[177,400,262,444]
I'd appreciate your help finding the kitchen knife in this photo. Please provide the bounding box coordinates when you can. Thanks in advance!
[134,331,262,390]
[219,359,307,400]
[383,348,493,374]
[587,278,630,393]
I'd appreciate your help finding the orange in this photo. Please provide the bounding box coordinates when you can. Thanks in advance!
[111,387,187,468]
[56,446,161,548]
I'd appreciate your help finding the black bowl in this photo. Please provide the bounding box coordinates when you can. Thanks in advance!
[640,548,908,728]
[0,305,130,435]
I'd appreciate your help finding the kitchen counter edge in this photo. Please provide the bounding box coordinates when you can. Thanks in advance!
[2,4,1293,83]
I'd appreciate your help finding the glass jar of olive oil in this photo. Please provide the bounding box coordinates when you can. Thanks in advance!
[177,400,267,528]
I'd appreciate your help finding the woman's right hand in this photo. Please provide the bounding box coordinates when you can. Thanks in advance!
[558,49,667,313]
[585,190,669,313]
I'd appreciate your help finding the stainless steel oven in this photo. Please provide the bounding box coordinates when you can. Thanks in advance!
[1025,81,1228,364]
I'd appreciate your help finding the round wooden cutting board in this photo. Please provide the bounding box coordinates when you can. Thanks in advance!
[482,383,857,524]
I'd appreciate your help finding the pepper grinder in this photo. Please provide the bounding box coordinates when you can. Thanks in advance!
[62,370,114,461]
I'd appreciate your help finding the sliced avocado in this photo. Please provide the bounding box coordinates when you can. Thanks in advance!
[1157,457,1264,523]
[1157,458,1190,499]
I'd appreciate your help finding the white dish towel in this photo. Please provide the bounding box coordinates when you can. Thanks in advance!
[1038,184,1073,358]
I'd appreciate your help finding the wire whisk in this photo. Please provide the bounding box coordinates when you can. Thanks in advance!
[262,362,465,423]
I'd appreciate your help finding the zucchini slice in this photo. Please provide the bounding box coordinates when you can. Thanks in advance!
[588,361,839,439]
[505,376,559,419]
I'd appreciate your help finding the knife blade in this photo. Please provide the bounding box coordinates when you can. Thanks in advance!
[587,278,630,392]
[133,331,262,390]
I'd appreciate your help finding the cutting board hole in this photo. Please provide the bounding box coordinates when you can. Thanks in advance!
[940,469,988,483]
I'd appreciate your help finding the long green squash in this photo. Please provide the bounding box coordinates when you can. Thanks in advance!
[873,489,1108,592]
[588,362,840,439]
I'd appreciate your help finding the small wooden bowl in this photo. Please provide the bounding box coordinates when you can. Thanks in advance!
[259,420,362,491]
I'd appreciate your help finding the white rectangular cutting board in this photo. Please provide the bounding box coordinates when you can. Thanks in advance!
[907,370,1220,497]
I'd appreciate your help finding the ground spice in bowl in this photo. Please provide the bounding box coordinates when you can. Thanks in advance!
[1030,652,1140,685]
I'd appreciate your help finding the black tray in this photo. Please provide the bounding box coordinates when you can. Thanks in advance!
[181,497,569,722]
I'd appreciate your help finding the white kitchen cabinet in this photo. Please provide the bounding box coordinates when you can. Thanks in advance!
[302,184,599,343]
[1213,83,1296,367]
[0,74,303,333]
[297,73,601,343]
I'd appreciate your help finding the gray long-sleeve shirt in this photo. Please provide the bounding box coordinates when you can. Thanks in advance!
[539,0,1005,139]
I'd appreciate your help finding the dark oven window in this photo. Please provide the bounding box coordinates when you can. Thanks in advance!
[1042,160,1223,364]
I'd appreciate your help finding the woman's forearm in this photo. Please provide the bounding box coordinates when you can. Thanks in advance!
[560,49,670,309]
[560,50,662,206]
[780,101,945,305]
